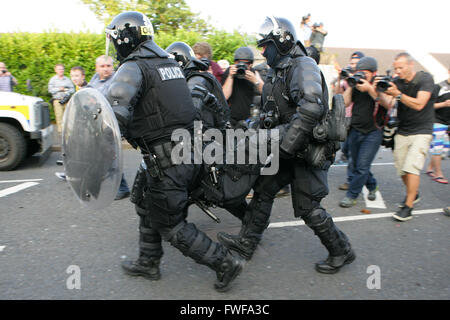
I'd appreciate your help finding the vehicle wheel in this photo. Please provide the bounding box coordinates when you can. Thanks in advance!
[0,123,27,171]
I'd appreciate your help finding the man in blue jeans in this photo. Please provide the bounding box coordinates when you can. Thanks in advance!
[339,57,387,207]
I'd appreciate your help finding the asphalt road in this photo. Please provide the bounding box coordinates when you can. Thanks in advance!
[1,147,449,300]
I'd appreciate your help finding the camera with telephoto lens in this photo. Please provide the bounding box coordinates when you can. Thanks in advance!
[340,66,353,79]
[234,62,248,79]
[260,110,280,129]
[347,71,366,88]
[376,70,395,92]
[59,94,72,105]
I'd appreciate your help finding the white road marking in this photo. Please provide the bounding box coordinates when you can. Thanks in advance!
[332,162,395,168]
[0,246,5,252]
[0,179,43,183]
[0,182,39,198]
[268,208,444,229]
[362,186,386,209]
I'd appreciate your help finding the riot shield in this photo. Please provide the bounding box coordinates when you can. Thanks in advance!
[62,88,123,210]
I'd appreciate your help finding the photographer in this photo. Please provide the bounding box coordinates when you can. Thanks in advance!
[309,22,328,53]
[376,52,435,221]
[339,57,386,208]
[0,62,18,92]
[221,47,264,127]
[334,51,364,185]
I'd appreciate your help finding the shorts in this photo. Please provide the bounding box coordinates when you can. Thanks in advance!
[393,134,432,176]
[429,123,449,155]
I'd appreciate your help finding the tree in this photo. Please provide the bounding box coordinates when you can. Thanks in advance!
[81,0,211,33]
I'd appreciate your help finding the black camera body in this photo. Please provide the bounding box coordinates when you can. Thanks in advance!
[234,63,248,79]
[347,71,366,88]
[340,66,353,79]
[59,94,72,105]
[260,110,280,129]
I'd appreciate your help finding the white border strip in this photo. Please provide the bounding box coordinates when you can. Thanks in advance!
[0,182,39,198]
[268,208,444,228]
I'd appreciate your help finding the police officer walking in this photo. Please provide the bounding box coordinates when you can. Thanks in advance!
[104,11,243,292]
[217,16,355,274]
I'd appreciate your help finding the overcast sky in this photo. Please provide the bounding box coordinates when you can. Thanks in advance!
[1,0,449,53]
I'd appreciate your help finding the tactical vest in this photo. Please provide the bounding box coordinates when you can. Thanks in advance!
[186,71,230,126]
[128,57,197,144]
[262,56,328,125]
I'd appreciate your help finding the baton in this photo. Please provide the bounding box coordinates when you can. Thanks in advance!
[194,200,221,223]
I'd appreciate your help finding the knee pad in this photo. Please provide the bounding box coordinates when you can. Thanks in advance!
[302,207,330,229]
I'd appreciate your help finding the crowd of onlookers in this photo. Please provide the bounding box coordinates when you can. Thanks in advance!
[1,20,448,217]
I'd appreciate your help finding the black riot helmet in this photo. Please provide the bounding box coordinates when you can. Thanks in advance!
[256,16,297,55]
[234,47,254,63]
[105,11,154,61]
[165,41,196,68]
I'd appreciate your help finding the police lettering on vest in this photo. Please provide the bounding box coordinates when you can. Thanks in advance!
[157,66,185,81]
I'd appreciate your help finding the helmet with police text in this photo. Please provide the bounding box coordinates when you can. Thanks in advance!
[234,47,254,63]
[165,41,196,68]
[256,16,297,55]
[105,11,154,61]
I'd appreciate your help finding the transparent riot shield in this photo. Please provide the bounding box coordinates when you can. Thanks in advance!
[62,88,123,210]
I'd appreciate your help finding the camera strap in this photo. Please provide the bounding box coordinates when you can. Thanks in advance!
[372,101,388,130]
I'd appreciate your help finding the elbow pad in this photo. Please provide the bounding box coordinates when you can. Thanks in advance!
[280,116,309,157]
[106,61,143,135]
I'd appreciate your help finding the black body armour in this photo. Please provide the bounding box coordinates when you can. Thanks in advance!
[186,70,230,129]
[262,54,329,126]
[122,43,197,145]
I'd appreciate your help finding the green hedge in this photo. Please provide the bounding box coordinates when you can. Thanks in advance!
[0,30,252,120]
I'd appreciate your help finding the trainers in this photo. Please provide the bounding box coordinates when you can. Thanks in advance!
[121,257,161,280]
[338,182,349,190]
[55,172,66,181]
[339,196,357,208]
[398,193,420,208]
[393,205,413,221]
[367,186,378,201]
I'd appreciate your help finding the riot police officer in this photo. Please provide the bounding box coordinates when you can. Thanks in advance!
[166,41,231,131]
[217,16,355,274]
[104,11,243,292]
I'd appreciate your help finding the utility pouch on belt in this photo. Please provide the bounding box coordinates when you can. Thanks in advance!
[327,94,347,142]
[143,153,163,180]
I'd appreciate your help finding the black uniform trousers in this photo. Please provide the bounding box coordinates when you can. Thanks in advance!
[132,161,245,271]
[242,157,350,257]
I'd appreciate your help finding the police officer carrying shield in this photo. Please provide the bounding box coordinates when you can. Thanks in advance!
[217,16,355,274]
[104,11,243,292]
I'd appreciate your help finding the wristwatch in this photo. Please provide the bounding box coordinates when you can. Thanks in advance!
[254,81,260,86]
[395,93,402,101]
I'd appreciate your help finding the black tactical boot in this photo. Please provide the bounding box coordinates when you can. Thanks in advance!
[315,247,356,274]
[121,257,161,280]
[217,232,257,261]
[304,208,356,274]
[214,252,244,292]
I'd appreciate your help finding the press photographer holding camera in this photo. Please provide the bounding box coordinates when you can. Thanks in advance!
[0,62,18,92]
[339,56,387,208]
[221,47,264,127]
[375,52,435,222]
